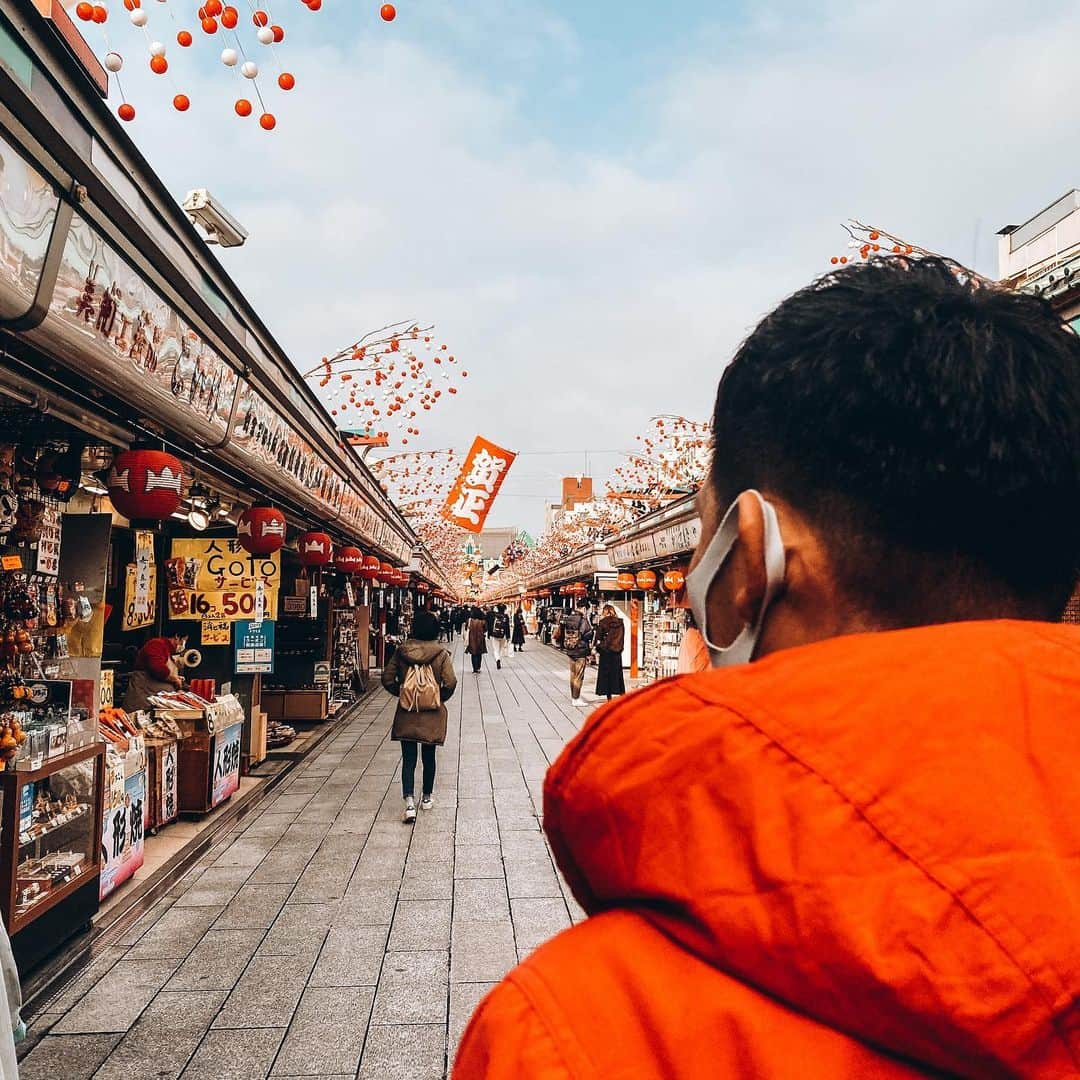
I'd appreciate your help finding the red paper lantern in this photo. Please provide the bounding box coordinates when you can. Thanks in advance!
[298,531,333,567]
[616,572,637,591]
[237,506,286,555]
[107,449,185,520]
[360,555,381,580]
[335,546,364,574]
[662,570,686,593]
[378,561,395,584]
[417,581,431,593]
[636,570,658,590]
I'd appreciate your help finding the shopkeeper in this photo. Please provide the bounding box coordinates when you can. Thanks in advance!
[124,634,186,712]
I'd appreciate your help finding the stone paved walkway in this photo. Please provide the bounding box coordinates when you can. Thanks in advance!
[19,638,597,1080]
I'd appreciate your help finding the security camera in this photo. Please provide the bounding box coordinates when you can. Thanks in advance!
[182,188,249,248]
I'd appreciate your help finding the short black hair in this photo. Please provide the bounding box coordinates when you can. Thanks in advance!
[712,257,1080,623]
[412,610,440,641]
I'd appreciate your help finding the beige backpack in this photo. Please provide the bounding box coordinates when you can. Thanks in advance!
[400,660,441,712]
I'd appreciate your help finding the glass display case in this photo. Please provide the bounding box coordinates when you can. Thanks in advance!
[0,743,105,947]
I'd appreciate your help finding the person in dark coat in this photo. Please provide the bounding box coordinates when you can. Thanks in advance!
[511,607,527,652]
[594,604,627,701]
[381,610,457,823]
[466,606,488,674]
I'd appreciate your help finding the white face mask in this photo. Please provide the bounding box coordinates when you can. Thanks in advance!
[685,490,786,668]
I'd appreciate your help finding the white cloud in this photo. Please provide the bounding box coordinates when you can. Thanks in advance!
[122,0,1080,533]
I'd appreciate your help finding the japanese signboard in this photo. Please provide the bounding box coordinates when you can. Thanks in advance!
[441,436,516,534]
[158,740,178,826]
[201,620,231,646]
[168,539,279,622]
[36,507,61,575]
[100,768,146,900]
[211,722,243,807]
[234,619,275,674]
[122,562,157,632]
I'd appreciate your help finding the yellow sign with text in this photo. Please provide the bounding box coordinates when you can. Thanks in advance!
[122,563,157,632]
[201,620,232,646]
[169,539,279,622]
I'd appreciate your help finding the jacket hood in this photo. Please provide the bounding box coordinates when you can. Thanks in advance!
[397,640,448,664]
[543,621,1080,1077]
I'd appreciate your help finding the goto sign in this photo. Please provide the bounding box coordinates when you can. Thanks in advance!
[169,539,280,622]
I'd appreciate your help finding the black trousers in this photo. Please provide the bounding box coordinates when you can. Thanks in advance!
[471,653,482,672]
[401,740,437,798]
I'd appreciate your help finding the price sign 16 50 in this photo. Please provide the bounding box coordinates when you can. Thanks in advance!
[180,590,272,621]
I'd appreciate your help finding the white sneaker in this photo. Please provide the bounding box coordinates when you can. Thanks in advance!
[403,797,417,823]
[420,795,433,811]
[571,698,588,707]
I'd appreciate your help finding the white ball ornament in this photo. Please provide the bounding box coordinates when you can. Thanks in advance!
[221,48,239,66]
[241,60,259,79]
[256,26,274,44]
[149,40,166,57]
[130,8,148,26]
[104,51,124,73]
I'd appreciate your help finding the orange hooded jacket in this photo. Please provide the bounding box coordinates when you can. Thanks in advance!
[455,620,1080,1078]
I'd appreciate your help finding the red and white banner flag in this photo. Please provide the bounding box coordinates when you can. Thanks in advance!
[441,436,516,534]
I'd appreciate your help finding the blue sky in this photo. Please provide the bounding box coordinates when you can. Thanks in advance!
[99,0,1080,534]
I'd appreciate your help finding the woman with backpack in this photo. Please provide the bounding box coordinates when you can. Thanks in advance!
[594,604,627,701]
[381,610,457,823]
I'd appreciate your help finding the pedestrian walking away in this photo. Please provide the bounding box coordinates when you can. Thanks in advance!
[560,598,593,705]
[512,606,527,652]
[465,605,487,674]
[380,609,457,823]
[594,604,626,701]
[456,258,1080,1078]
[489,603,510,669]
[439,607,452,642]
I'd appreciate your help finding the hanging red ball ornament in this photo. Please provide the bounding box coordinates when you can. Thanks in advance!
[259,113,277,130]
[271,24,284,41]
[380,3,396,20]
[307,0,322,9]
[173,93,190,111]
[334,546,365,575]
[201,17,218,32]
[298,531,333,568]
[92,5,108,22]
[252,8,269,25]
[150,55,169,74]
[205,0,222,14]
[76,2,93,19]
[118,103,136,122]
[107,449,185,519]
[221,5,238,27]
[235,98,253,116]
[278,72,295,90]
[177,29,193,45]
[236,506,287,555]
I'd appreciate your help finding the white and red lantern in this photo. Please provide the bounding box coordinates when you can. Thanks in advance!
[616,572,637,591]
[237,506,286,555]
[298,531,333,567]
[378,561,394,584]
[360,555,381,580]
[636,570,658,590]
[335,546,364,574]
[662,570,686,593]
[108,449,185,520]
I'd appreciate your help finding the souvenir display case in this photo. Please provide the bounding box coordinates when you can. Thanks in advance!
[0,743,105,966]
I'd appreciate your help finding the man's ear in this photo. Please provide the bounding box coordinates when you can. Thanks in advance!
[733,490,768,626]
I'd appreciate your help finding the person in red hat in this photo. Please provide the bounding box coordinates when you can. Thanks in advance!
[124,633,187,711]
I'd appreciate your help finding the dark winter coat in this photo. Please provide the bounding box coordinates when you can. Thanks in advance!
[595,615,625,656]
[381,639,457,745]
[466,618,488,656]
[512,612,527,646]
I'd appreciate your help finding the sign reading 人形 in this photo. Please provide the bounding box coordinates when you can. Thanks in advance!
[441,436,516,534]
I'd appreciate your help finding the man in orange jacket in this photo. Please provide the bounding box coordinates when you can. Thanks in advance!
[455,257,1080,1078]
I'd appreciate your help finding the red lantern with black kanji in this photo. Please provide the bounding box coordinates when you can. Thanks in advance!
[616,572,637,591]
[237,506,287,555]
[636,570,657,590]
[360,555,381,580]
[662,570,685,593]
[107,449,186,520]
[335,546,364,574]
[298,531,333,567]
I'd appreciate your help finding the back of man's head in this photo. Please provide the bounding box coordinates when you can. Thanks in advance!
[713,257,1080,624]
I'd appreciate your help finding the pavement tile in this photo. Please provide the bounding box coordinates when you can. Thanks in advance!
[259,902,334,959]
[213,834,278,869]
[449,982,496,1062]
[212,954,315,1029]
[118,896,176,946]
[34,945,130,1016]
[181,1027,285,1079]
[167,929,264,991]
[453,877,510,922]
[213,883,293,930]
[387,898,451,951]
[511,896,572,957]
[17,1033,123,1080]
[335,882,398,927]
[372,952,449,1024]
[271,986,374,1076]
[453,843,503,879]
[359,1023,445,1080]
[50,959,181,1034]
[308,925,387,986]
[125,905,224,960]
[450,921,518,984]
[242,812,300,837]
[93,990,227,1080]
[247,847,314,885]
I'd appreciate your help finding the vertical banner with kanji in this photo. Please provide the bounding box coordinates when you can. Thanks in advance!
[441,436,516,533]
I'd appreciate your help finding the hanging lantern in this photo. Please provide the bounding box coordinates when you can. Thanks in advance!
[616,572,637,591]
[360,554,381,580]
[636,570,658,590]
[237,506,286,555]
[662,570,686,593]
[107,449,185,520]
[417,581,431,594]
[334,546,364,574]
[377,561,395,584]
[298,531,333,567]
